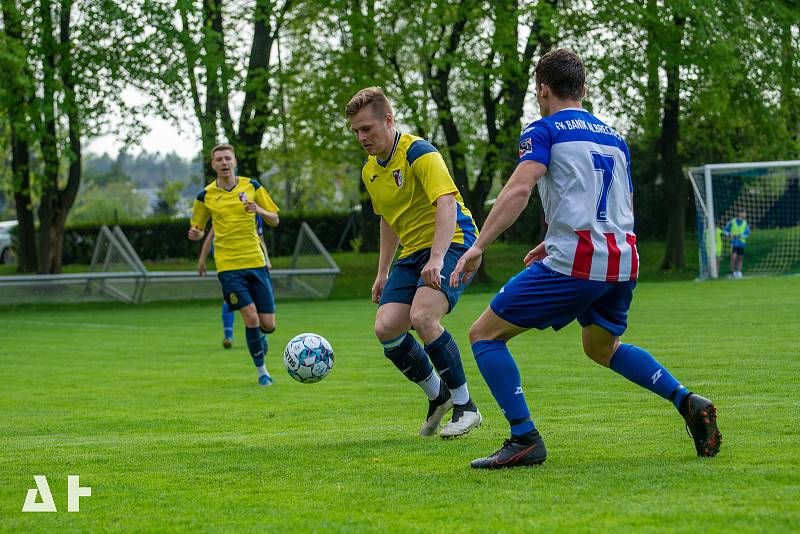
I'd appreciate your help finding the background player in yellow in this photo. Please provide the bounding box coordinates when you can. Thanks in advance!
[346,87,482,438]
[188,144,280,386]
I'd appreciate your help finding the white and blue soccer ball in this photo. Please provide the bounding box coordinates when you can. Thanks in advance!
[283,333,334,384]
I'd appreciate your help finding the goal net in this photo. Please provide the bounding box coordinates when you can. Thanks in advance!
[0,222,340,305]
[88,225,147,303]
[688,160,800,279]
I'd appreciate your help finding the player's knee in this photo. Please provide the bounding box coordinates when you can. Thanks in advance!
[582,339,612,367]
[374,318,400,342]
[241,310,259,328]
[409,307,438,334]
[468,322,485,345]
[260,319,275,334]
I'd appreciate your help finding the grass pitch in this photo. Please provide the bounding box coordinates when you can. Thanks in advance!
[1,276,798,532]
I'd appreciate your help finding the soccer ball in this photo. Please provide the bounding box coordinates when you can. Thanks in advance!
[283,333,334,383]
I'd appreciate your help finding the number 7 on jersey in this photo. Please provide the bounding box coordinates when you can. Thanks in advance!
[591,152,615,223]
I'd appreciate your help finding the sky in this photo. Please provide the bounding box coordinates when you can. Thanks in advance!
[85,88,202,160]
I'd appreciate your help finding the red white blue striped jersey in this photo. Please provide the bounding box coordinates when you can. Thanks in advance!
[519,108,638,281]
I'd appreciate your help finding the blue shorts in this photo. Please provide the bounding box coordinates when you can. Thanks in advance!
[731,244,745,255]
[490,262,635,337]
[379,244,472,312]
[217,267,275,313]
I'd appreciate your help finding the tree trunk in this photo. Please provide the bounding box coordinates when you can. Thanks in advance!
[659,16,687,271]
[10,132,38,273]
[234,0,277,178]
[1,0,38,272]
[36,0,60,273]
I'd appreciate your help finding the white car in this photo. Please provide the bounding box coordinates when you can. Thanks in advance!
[0,220,18,264]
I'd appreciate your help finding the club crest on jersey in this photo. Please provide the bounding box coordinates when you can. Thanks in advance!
[392,169,403,187]
[519,137,532,158]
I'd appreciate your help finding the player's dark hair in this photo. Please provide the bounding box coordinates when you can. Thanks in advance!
[534,49,585,100]
[345,87,394,120]
[210,143,235,160]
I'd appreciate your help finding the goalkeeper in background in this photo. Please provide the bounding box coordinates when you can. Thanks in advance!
[723,210,750,279]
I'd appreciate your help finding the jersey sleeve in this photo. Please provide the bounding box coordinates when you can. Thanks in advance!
[407,140,458,205]
[360,161,380,215]
[190,190,211,229]
[518,121,553,167]
[253,184,279,213]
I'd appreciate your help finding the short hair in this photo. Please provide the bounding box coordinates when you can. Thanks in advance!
[345,87,393,119]
[534,48,585,100]
[210,143,235,160]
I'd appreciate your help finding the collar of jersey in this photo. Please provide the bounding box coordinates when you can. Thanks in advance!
[376,131,401,167]
[216,176,239,192]
[554,107,586,114]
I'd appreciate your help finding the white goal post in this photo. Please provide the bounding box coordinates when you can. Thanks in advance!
[687,160,800,279]
[0,222,340,305]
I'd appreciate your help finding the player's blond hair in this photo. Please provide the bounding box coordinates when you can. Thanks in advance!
[345,87,394,119]
[210,143,236,160]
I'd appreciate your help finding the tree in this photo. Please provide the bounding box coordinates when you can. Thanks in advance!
[143,0,298,182]
[0,0,148,273]
[577,0,800,270]
[68,181,149,224]
[0,0,37,272]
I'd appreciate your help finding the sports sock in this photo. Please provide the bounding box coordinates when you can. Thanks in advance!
[473,340,536,436]
[609,344,689,410]
[418,370,442,400]
[382,333,435,390]
[245,326,265,367]
[221,302,234,339]
[425,330,469,403]
[256,364,268,377]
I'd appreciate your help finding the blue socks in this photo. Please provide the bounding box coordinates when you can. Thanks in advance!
[245,326,265,367]
[425,330,467,390]
[473,340,536,437]
[610,344,689,409]
[222,302,234,340]
[382,333,434,383]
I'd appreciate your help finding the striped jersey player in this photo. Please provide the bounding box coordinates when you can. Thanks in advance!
[451,48,721,469]
[522,108,639,282]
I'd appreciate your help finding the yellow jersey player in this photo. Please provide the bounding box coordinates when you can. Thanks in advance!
[346,87,481,438]
[188,144,280,386]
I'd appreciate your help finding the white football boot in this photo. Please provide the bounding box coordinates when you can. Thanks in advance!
[420,384,453,436]
[440,402,482,438]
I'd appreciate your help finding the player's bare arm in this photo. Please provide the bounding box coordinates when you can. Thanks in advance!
[373,217,400,303]
[188,226,205,241]
[421,193,457,290]
[246,200,279,227]
[451,160,546,287]
[197,229,215,276]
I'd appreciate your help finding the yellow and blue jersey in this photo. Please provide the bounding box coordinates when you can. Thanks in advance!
[191,177,279,272]
[361,132,477,258]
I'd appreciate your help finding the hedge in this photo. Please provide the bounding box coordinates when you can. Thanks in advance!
[62,212,356,264]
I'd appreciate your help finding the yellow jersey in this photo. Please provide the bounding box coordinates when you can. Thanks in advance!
[191,177,279,272]
[362,132,477,258]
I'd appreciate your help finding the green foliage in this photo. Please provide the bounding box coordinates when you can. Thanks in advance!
[60,211,359,264]
[66,181,149,225]
[153,180,185,216]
